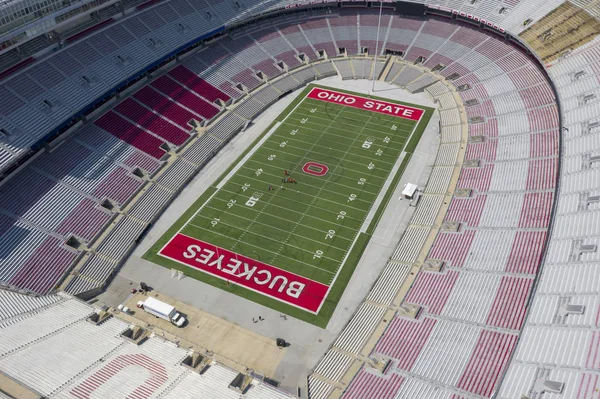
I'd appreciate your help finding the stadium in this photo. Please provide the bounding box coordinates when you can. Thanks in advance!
[0,0,593,397]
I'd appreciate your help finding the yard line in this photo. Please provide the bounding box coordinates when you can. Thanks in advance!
[270,107,376,269]
[289,114,415,137]
[276,121,410,151]
[294,105,418,127]
[240,155,387,188]
[313,96,427,314]
[258,141,394,172]
[245,155,386,188]
[278,119,412,147]
[201,204,357,240]
[300,98,420,122]
[268,108,350,267]
[216,182,369,217]
[266,105,365,266]
[243,161,385,198]
[192,211,351,249]
[170,97,304,251]
[185,222,338,274]
[273,124,407,155]
[285,111,415,135]
[208,193,365,226]
[279,120,413,144]
[228,161,288,253]
[228,170,377,209]
[275,122,410,152]
[216,122,282,190]
[262,134,398,166]
[278,120,412,148]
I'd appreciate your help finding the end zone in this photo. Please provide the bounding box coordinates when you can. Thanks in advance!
[307,87,424,121]
[159,233,329,313]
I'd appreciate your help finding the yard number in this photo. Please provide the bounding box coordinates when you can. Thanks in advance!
[313,250,323,260]
[337,211,346,220]
[290,129,298,135]
[368,162,375,170]
[255,168,263,177]
[325,230,335,239]
[227,199,236,209]
[348,194,357,202]
[241,183,251,192]
[211,218,220,227]
[391,125,397,131]
[362,138,374,149]
[383,136,391,144]
[245,192,262,207]
[309,108,317,113]
[300,118,308,124]
[280,141,287,148]
[358,178,366,185]
[268,154,276,161]
[376,149,383,157]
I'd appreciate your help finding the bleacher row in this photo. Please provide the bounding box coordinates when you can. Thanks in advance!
[0,6,556,316]
[0,290,295,398]
[64,61,336,297]
[495,39,600,398]
[307,23,559,399]
[0,6,509,172]
[307,77,465,399]
[0,7,562,397]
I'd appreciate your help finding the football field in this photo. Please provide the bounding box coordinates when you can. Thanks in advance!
[145,85,434,326]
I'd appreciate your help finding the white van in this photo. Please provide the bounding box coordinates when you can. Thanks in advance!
[138,297,186,327]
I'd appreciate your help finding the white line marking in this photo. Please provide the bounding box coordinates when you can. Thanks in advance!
[159,86,429,315]
[186,221,341,267]
[217,121,282,189]
[314,105,425,314]
[219,178,373,212]
[239,165,383,200]
[200,204,354,242]
[259,138,396,167]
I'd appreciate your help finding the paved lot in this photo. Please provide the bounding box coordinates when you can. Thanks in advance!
[118,291,286,376]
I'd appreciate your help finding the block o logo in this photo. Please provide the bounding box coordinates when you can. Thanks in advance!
[302,162,328,177]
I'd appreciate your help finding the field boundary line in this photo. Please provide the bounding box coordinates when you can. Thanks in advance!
[268,106,369,269]
[315,97,427,314]
[174,94,307,238]
[217,122,282,190]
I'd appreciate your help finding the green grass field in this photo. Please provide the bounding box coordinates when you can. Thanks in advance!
[144,84,433,327]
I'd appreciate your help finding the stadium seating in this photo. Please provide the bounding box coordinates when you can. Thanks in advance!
[2,0,600,396]
[0,291,295,398]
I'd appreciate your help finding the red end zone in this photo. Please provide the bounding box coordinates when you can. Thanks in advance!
[159,233,329,313]
[307,87,424,121]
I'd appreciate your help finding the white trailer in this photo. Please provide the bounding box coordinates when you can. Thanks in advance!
[138,297,186,327]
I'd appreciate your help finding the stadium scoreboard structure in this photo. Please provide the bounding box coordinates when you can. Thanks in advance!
[146,85,434,326]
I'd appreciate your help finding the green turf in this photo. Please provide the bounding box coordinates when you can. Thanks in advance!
[144,84,434,327]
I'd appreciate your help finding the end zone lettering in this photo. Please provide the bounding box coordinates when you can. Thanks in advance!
[307,87,424,121]
[159,233,329,313]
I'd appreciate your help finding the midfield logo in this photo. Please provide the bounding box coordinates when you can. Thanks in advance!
[302,161,328,176]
